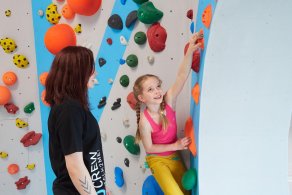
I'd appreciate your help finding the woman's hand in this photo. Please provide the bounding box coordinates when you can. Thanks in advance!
[175,137,192,150]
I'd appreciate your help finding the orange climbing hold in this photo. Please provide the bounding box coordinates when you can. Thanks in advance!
[41,90,50,107]
[8,164,19,175]
[184,117,197,156]
[0,85,11,105]
[2,71,17,86]
[61,4,75,20]
[202,4,212,29]
[67,0,102,16]
[39,72,48,86]
[192,83,200,105]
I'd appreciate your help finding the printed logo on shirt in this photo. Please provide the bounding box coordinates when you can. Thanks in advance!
[89,150,106,194]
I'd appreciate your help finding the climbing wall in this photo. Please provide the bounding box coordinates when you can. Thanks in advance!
[0,0,47,194]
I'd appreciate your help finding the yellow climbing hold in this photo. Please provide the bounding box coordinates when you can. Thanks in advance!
[5,10,11,17]
[0,37,17,53]
[46,3,61,24]
[16,118,28,128]
[13,54,29,68]
[74,24,82,34]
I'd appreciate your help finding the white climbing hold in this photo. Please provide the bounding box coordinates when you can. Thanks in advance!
[120,35,128,45]
[38,10,44,17]
[108,78,114,84]
[147,56,154,64]
[123,117,130,128]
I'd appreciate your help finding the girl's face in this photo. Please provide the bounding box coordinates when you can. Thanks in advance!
[87,70,97,88]
[138,77,163,104]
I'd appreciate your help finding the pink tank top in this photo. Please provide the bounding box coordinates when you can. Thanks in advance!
[144,104,177,156]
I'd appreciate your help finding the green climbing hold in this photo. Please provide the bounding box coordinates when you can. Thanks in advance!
[24,102,35,114]
[181,168,197,190]
[123,135,140,155]
[134,31,147,45]
[133,0,148,4]
[120,75,130,87]
[137,1,163,24]
[126,54,138,68]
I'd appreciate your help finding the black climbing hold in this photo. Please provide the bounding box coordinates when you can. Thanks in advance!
[124,158,130,167]
[98,96,107,108]
[108,14,123,30]
[99,57,106,67]
[126,10,138,28]
[116,137,122,143]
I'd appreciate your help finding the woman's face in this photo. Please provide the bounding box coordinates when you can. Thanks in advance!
[87,70,97,88]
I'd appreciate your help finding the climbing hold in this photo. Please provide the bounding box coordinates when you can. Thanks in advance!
[142,175,163,195]
[98,96,107,108]
[111,98,121,110]
[186,9,193,20]
[121,0,127,5]
[147,22,167,52]
[182,168,197,190]
[38,9,44,17]
[184,42,200,73]
[98,57,106,67]
[46,3,61,25]
[16,118,28,128]
[184,117,197,156]
[5,10,11,17]
[123,135,140,155]
[67,0,102,16]
[100,131,107,141]
[137,1,163,24]
[20,130,42,147]
[133,0,148,4]
[2,71,17,86]
[126,10,138,28]
[26,163,36,170]
[61,4,75,20]
[15,176,30,190]
[123,117,130,128]
[0,151,8,159]
[190,21,194,33]
[106,38,113,45]
[44,23,76,55]
[126,91,137,110]
[13,54,29,68]
[124,158,130,167]
[0,85,11,105]
[147,55,154,64]
[39,72,48,86]
[126,54,138,68]
[74,24,82,34]
[4,103,19,114]
[120,75,129,87]
[134,31,147,45]
[8,164,19,175]
[192,83,200,105]
[116,137,122,143]
[41,90,50,107]
[0,37,17,53]
[108,78,114,84]
[202,4,212,29]
[114,167,124,187]
[119,58,126,65]
[120,35,128,45]
[108,14,123,30]
[24,102,35,114]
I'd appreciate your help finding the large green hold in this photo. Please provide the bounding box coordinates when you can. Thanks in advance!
[126,54,138,68]
[133,0,148,4]
[181,168,197,190]
[123,135,140,155]
[137,1,163,24]
[134,31,147,45]
[24,102,35,114]
[120,75,130,87]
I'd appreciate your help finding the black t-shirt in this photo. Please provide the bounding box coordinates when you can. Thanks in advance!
[48,99,106,195]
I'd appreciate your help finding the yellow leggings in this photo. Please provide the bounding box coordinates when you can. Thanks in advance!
[146,153,190,195]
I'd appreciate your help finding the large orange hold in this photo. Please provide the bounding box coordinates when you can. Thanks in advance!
[67,0,102,16]
[2,71,17,86]
[8,164,19,175]
[184,117,197,156]
[44,24,76,55]
[0,85,11,105]
[39,72,48,86]
[192,83,200,105]
[202,4,212,29]
[62,4,75,20]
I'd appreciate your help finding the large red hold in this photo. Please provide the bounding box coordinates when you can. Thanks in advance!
[15,176,30,190]
[147,23,167,52]
[184,42,201,73]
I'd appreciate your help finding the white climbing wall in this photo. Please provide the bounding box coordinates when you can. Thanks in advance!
[0,0,47,194]
[199,0,292,195]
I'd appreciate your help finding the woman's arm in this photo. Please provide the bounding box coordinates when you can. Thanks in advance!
[65,152,97,195]
[165,32,203,108]
[140,117,191,153]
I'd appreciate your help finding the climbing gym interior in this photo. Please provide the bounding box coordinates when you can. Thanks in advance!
[0,0,292,195]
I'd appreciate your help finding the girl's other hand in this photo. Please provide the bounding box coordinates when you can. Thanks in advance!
[175,137,191,150]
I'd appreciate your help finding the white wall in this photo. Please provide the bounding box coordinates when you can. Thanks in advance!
[199,0,292,195]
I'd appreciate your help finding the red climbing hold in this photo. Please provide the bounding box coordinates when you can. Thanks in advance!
[184,43,201,73]
[106,38,113,45]
[15,176,30,190]
[186,9,193,20]
[147,22,167,52]
[20,131,42,147]
[127,92,137,110]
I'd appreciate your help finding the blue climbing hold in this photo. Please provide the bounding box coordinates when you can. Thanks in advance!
[114,167,124,188]
[190,21,194,33]
[119,58,126,65]
[142,175,163,195]
[121,0,127,5]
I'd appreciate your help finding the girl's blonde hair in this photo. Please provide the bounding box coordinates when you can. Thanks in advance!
[133,74,169,143]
